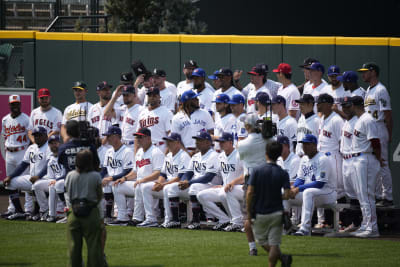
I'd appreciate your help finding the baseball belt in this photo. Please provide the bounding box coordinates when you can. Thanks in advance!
[6,146,27,152]
[342,153,352,160]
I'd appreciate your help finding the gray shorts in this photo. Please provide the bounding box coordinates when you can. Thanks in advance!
[252,211,283,246]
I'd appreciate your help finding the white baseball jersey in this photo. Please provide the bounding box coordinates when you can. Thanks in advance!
[97,146,108,169]
[143,86,176,113]
[165,81,177,97]
[212,86,244,114]
[277,83,300,111]
[118,104,143,144]
[296,113,320,156]
[195,87,215,112]
[23,142,50,176]
[137,106,173,144]
[62,102,93,124]
[350,87,366,99]
[161,149,191,181]
[277,115,297,152]
[1,113,30,148]
[88,102,119,136]
[137,86,147,106]
[187,148,221,185]
[340,116,357,155]
[232,113,247,142]
[352,112,379,153]
[303,79,327,95]
[242,79,281,100]
[29,107,62,134]
[277,152,300,182]
[364,82,391,122]
[321,85,351,110]
[177,81,214,99]
[218,149,244,185]
[171,109,214,148]
[246,85,272,114]
[214,113,236,150]
[303,82,327,112]
[103,145,134,176]
[258,111,278,124]
[318,112,344,152]
[296,151,336,190]
[46,154,65,180]
[135,145,164,180]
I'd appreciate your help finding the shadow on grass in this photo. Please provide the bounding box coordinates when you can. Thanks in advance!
[292,253,342,258]
[0,264,33,266]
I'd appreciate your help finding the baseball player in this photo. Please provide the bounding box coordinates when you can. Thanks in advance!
[298,58,327,96]
[135,72,152,105]
[192,68,215,112]
[112,128,164,226]
[290,134,337,236]
[254,92,278,123]
[1,95,31,217]
[271,96,298,152]
[228,94,248,143]
[166,131,221,230]
[350,96,382,237]
[61,81,93,142]
[3,126,50,220]
[99,126,134,224]
[337,71,366,99]
[197,132,244,231]
[171,90,214,151]
[112,72,134,106]
[150,68,177,113]
[212,94,236,151]
[295,94,320,157]
[208,70,222,90]
[357,62,393,207]
[177,60,199,97]
[303,63,327,111]
[28,88,62,143]
[141,132,191,228]
[273,63,300,118]
[137,87,173,152]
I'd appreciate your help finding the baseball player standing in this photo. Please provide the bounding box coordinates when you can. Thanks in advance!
[151,69,177,113]
[337,71,366,99]
[191,68,215,112]
[112,72,134,106]
[213,94,236,150]
[228,94,248,143]
[298,58,319,95]
[303,63,327,111]
[357,62,393,207]
[177,60,198,97]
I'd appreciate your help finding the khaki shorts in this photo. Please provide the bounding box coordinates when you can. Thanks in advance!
[252,211,283,246]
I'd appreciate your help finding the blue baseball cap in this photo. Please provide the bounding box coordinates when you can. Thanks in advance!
[122,85,135,94]
[337,71,358,83]
[307,62,325,74]
[255,92,270,104]
[48,135,60,142]
[32,126,47,135]
[103,125,122,136]
[327,65,341,76]
[271,95,286,106]
[193,131,212,142]
[228,94,245,104]
[215,132,234,142]
[277,135,289,145]
[208,70,220,80]
[191,68,206,78]
[213,93,230,103]
[134,127,151,137]
[163,132,182,142]
[96,81,113,91]
[299,134,318,144]
[181,90,200,103]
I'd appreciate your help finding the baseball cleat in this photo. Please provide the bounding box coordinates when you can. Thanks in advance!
[280,254,293,267]
[31,213,41,221]
[137,220,159,228]
[212,222,230,231]
[128,219,143,226]
[40,212,49,221]
[292,229,310,236]
[1,211,14,218]
[56,217,68,224]
[339,223,359,233]
[7,212,25,220]
[46,216,57,223]
[186,222,201,230]
[224,223,243,232]
[164,221,181,228]
[354,230,380,238]
[107,220,129,226]
[249,249,258,256]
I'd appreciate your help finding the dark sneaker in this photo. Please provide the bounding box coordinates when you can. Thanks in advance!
[128,219,143,226]
[1,211,14,218]
[212,222,230,231]
[223,223,243,232]
[186,222,201,230]
[7,212,25,220]
[281,254,293,267]
[249,249,257,256]
[382,199,394,208]
[107,220,129,226]
[292,229,310,236]
[164,221,181,229]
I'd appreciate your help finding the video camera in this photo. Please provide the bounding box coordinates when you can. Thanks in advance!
[78,121,99,146]
[257,102,277,139]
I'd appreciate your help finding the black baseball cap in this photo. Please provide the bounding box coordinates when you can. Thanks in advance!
[216,68,233,77]
[247,63,268,76]
[295,94,314,104]
[271,95,286,106]
[193,131,212,142]
[299,57,318,68]
[351,96,364,106]
[317,93,334,104]
[357,62,380,75]
[122,85,135,95]
[120,72,133,83]
[48,135,60,143]
[277,135,289,145]
[184,60,198,69]
[215,132,234,142]
[146,87,160,95]
[162,132,182,142]
[134,127,151,137]
[72,81,87,90]
[103,125,122,136]
[32,126,47,135]
[96,81,113,91]
[152,68,166,77]
[341,96,353,107]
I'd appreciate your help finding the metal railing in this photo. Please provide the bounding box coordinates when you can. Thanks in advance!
[45,14,110,32]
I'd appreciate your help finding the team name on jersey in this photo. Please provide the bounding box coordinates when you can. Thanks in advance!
[136,158,151,168]
[106,156,123,168]
[165,161,178,174]
[220,162,235,174]
[320,129,332,138]
[4,124,26,136]
[178,120,190,131]
[125,117,135,126]
[50,162,63,174]
[64,146,91,155]
[354,129,361,137]
[248,99,255,106]
[139,116,159,128]
[364,98,376,106]
[34,119,54,129]
[343,131,352,138]
[297,127,313,135]
[193,119,207,127]
[29,151,44,163]
[66,110,87,120]
[301,163,317,177]
[193,161,206,172]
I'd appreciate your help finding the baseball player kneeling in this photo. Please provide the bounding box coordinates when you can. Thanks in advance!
[289,134,337,236]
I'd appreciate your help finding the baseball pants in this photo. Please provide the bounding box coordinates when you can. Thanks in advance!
[353,153,380,232]
[167,182,214,198]
[197,187,230,224]
[222,185,244,225]
[343,157,357,200]
[6,174,34,213]
[141,182,175,223]
[32,179,51,212]
[375,122,392,201]
[113,181,145,222]
[49,180,65,217]
[5,149,28,213]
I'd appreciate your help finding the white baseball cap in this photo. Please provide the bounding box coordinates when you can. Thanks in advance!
[9,95,20,103]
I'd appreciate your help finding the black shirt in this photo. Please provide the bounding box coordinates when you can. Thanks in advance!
[58,138,99,173]
[248,162,290,215]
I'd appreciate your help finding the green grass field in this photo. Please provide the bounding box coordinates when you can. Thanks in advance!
[0,220,399,267]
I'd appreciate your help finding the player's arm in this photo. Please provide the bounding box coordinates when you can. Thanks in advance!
[27,130,35,143]
[134,170,161,188]
[60,125,69,143]
[104,85,123,118]
[384,110,393,143]
[3,161,30,185]
[224,174,244,192]
[246,185,255,220]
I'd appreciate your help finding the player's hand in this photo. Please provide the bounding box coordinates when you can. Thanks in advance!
[48,180,56,186]
[3,176,11,186]
[233,70,243,81]
[152,182,163,192]
[134,180,141,188]
[212,185,222,189]
[224,183,234,192]
[332,104,340,113]
[114,178,125,186]
[102,177,113,187]
[29,176,39,183]
[134,74,145,88]
[178,180,189,190]
[115,85,124,97]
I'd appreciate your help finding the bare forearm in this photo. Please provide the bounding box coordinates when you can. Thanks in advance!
[140,171,161,183]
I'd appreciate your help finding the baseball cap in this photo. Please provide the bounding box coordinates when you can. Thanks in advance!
[341,96,353,107]
[247,64,268,76]
[277,135,290,145]
[153,68,166,77]
[255,92,270,104]
[208,70,220,80]
[299,57,319,68]
[96,81,113,91]
[271,95,286,106]
[192,131,212,142]
[299,134,318,144]
[351,96,364,106]
[337,71,358,83]
[215,132,234,142]
[216,68,233,77]
[273,63,292,74]
[9,95,20,103]
[213,93,230,103]
[122,85,135,95]
[48,135,60,143]
[181,90,200,103]
[295,94,314,104]
[103,125,122,136]
[317,93,334,104]
[38,88,51,98]
[307,62,325,74]
[243,113,259,128]
[228,94,245,105]
[146,87,160,95]
[162,132,182,142]
[134,127,151,137]
[120,72,133,83]
[357,62,380,74]
[72,81,87,90]
[191,68,206,78]
[32,126,47,135]
[184,60,198,69]
[327,65,341,76]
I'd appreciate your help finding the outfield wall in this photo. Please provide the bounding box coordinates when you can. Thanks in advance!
[1,31,400,205]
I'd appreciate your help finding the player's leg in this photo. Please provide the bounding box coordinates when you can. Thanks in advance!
[103,183,114,222]
[139,181,159,226]
[132,183,145,223]
[187,183,212,229]
[166,182,188,225]
[32,179,50,220]
[376,126,393,205]
[111,181,135,224]
[334,153,345,200]
[48,182,58,221]
[5,175,32,219]
[161,183,175,225]
[197,187,230,230]
[224,185,244,229]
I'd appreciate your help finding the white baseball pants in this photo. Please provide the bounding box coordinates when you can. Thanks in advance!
[222,185,244,225]
[5,149,28,213]
[48,180,65,217]
[343,157,357,199]
[32,179,51,212]
[197,187,230,224]
[5,175,34,212]
[375,122,392,201]
[113,181,145,222]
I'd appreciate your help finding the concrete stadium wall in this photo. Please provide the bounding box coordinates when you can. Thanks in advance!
[1,31,400,205]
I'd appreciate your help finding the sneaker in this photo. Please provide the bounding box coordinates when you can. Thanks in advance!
[313,223,324,229]
[1,211,14,218]
[56,217,68,224]
[224,223,243,232]
[281,254,293,267]
[7,212,25,220]
[186,222,201,230]
[380,199,394,208]
[354,230,380,238]
[107,220,129,226]
[164,221,181,229]
[240,227,245,233]
[128,219,143,226]
[249,249,257,256]
[40,212,49,221]
[46,216,57,223]
[349,227,366,236]
[212,222,230,231]
[31,213,41,221]
[375,199,384,207]
[339,223,359,233]
[137,220,159,228]
[292,229,310,236]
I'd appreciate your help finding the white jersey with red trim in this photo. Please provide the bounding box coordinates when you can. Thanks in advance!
[277,83,300,111]
[137,106,173,144]
[1,113,30,148]
[161,149,191,181]
[23,142,50,177]
[352,112,379,154]
[88,102,119,136]
[340,116,357,155]
[103,144,134,176]
[62,102,93,124]
[303,79,328,96]
[143,85,177,113]
[118,104,143,144]
[218,149,244,185]
[135,145,164,180]
[318,112,344,153]
[364,82,391,122]
[186,148,221,185]
[246,85,272,114]
[29,107,62,134]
